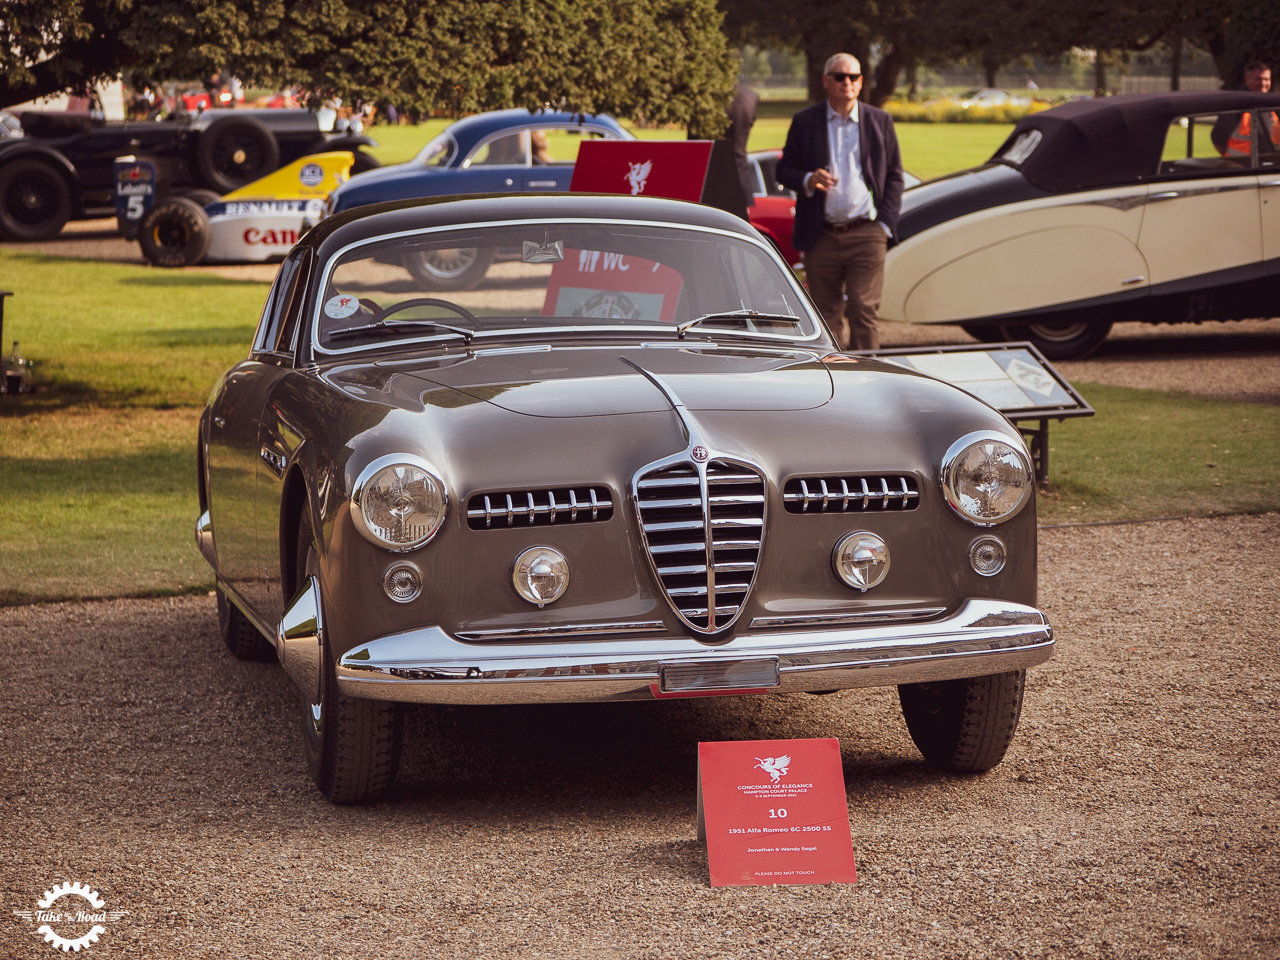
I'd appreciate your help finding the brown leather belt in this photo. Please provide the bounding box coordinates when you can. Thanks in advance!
[824,217,872,233]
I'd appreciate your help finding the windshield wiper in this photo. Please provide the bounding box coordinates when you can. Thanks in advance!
[328,318,475,342]
[676,311,803,338]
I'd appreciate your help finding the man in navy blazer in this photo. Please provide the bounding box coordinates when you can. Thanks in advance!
[776,53,904,350]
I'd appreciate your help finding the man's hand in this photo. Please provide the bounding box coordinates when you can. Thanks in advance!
[807,166,839,193]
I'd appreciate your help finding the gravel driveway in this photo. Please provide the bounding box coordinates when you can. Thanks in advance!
[2,513,1277,959]
[2,222,1277,958]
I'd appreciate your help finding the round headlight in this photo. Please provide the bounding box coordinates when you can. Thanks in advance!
[832,532,890,591]
[940,432,1032,526]
[512,546,570,606]
[351,454,447,551]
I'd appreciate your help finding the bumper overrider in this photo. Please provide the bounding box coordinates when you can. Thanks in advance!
[276,577,1052,706]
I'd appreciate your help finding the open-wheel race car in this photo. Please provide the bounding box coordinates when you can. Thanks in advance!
[121,151,355,267]
[197,193,1054,803]
[0,107,378,241]
[883,91,1280,358]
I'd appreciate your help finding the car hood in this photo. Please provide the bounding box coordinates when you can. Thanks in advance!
[356,345,834,417]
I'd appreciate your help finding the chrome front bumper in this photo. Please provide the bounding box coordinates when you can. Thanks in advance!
[315,597,1052,705]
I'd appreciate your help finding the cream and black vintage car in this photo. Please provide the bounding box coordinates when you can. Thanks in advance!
[884,91,1280,358]
[197,194,1053,803]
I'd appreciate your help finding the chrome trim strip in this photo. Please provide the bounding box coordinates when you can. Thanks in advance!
[750,607,947,629]
[455,620,667,641]
[277,577,324,704]
[335,598,1053,705]
[195,510,216,568]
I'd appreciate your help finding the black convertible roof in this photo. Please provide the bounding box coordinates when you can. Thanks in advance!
[991,91,1280,192]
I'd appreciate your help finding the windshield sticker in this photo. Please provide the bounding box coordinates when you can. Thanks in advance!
[325,295,360,319]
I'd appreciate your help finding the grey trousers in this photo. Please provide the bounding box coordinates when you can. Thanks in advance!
[801,221,888,351]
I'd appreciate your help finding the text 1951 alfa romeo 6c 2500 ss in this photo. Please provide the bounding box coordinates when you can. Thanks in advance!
[196,193,1053,803]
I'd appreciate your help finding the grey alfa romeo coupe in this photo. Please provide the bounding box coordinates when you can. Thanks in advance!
[197,193,1053,803]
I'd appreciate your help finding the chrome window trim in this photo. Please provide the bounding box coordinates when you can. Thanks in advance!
[460,122,628,169]
[414,130,459,167]
[310,217,825,358]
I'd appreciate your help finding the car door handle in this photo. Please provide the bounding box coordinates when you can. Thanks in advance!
[1121,276,1146,285]
[213,416,225,428]
[527,180,558,188]
[504,178,514,187]
[1147,191,1180,202]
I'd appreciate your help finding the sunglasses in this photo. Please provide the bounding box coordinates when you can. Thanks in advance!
[827,71,861,83]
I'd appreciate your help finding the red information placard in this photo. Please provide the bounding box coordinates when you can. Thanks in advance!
[697,738,857,887]
[542,248,684,324]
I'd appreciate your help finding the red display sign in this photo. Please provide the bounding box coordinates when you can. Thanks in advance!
[542,247,684,324]
[569,140,714,202]
[697,738,858,887]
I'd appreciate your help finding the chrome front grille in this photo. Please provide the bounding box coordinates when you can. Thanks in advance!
[783,475,919,513]
[635,459,765,634]
[467,487,613,529]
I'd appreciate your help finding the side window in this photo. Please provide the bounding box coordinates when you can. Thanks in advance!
[1161,113,1253,174]
[1257,111,1280,168]
[273,249,312,354]
[470,131,530,166]
[253,248,308,355]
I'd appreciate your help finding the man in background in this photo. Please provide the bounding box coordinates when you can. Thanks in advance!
[776,54,903,351]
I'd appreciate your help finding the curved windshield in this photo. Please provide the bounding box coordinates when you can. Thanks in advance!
[314,221,819,353]
[415,131,457,167]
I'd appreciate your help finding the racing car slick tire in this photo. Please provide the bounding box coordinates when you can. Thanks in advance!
[217,587,276,661]
[139,197,211,267]
[0,157,72,242]
[296,509,402,805]
[898,670,1026,773]
[998,319,1113,360]
[405,246,495,291]
[196,115,280,193]
[351,151,381,174]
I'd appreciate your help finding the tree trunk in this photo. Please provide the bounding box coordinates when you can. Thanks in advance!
[906,60,919,100]
[1170,33,1183,91]
[869,45,906,107]
[1094,53,1107,98]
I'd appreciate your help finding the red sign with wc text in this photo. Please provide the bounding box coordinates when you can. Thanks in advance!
[697,738,857,887]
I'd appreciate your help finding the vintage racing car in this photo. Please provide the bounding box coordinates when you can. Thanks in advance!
[120,151,355,267]
[197,192,1053,803]
[883,91,1280,358]
[0,107,379,241]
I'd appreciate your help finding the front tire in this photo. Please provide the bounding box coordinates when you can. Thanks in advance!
[296,509,402,804]
[139,197,211,267]
[998,319,1112,360]
[0,158,72,241]
[898,670,1026,773]
[404,246,494,291]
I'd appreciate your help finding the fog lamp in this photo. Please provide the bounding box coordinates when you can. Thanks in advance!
[832,532,890,591]
[969,536,1007,577]
[512,546,570,606]
[383,561,423,603]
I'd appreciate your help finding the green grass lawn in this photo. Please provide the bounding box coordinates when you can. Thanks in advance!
[367,106,1012,182]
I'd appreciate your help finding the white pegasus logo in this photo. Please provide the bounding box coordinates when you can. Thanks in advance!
[625,160,653,196]
[755,755,791,783]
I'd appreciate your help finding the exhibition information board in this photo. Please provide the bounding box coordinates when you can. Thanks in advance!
[697,738,858,887]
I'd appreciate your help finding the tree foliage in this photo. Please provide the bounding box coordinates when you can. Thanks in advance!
[0,0,736,133]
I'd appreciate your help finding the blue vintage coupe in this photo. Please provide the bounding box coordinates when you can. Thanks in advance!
[322,109,634,288]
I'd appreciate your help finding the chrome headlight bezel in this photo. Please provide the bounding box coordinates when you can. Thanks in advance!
[350,454,448,552]
[940,430,1033,527]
